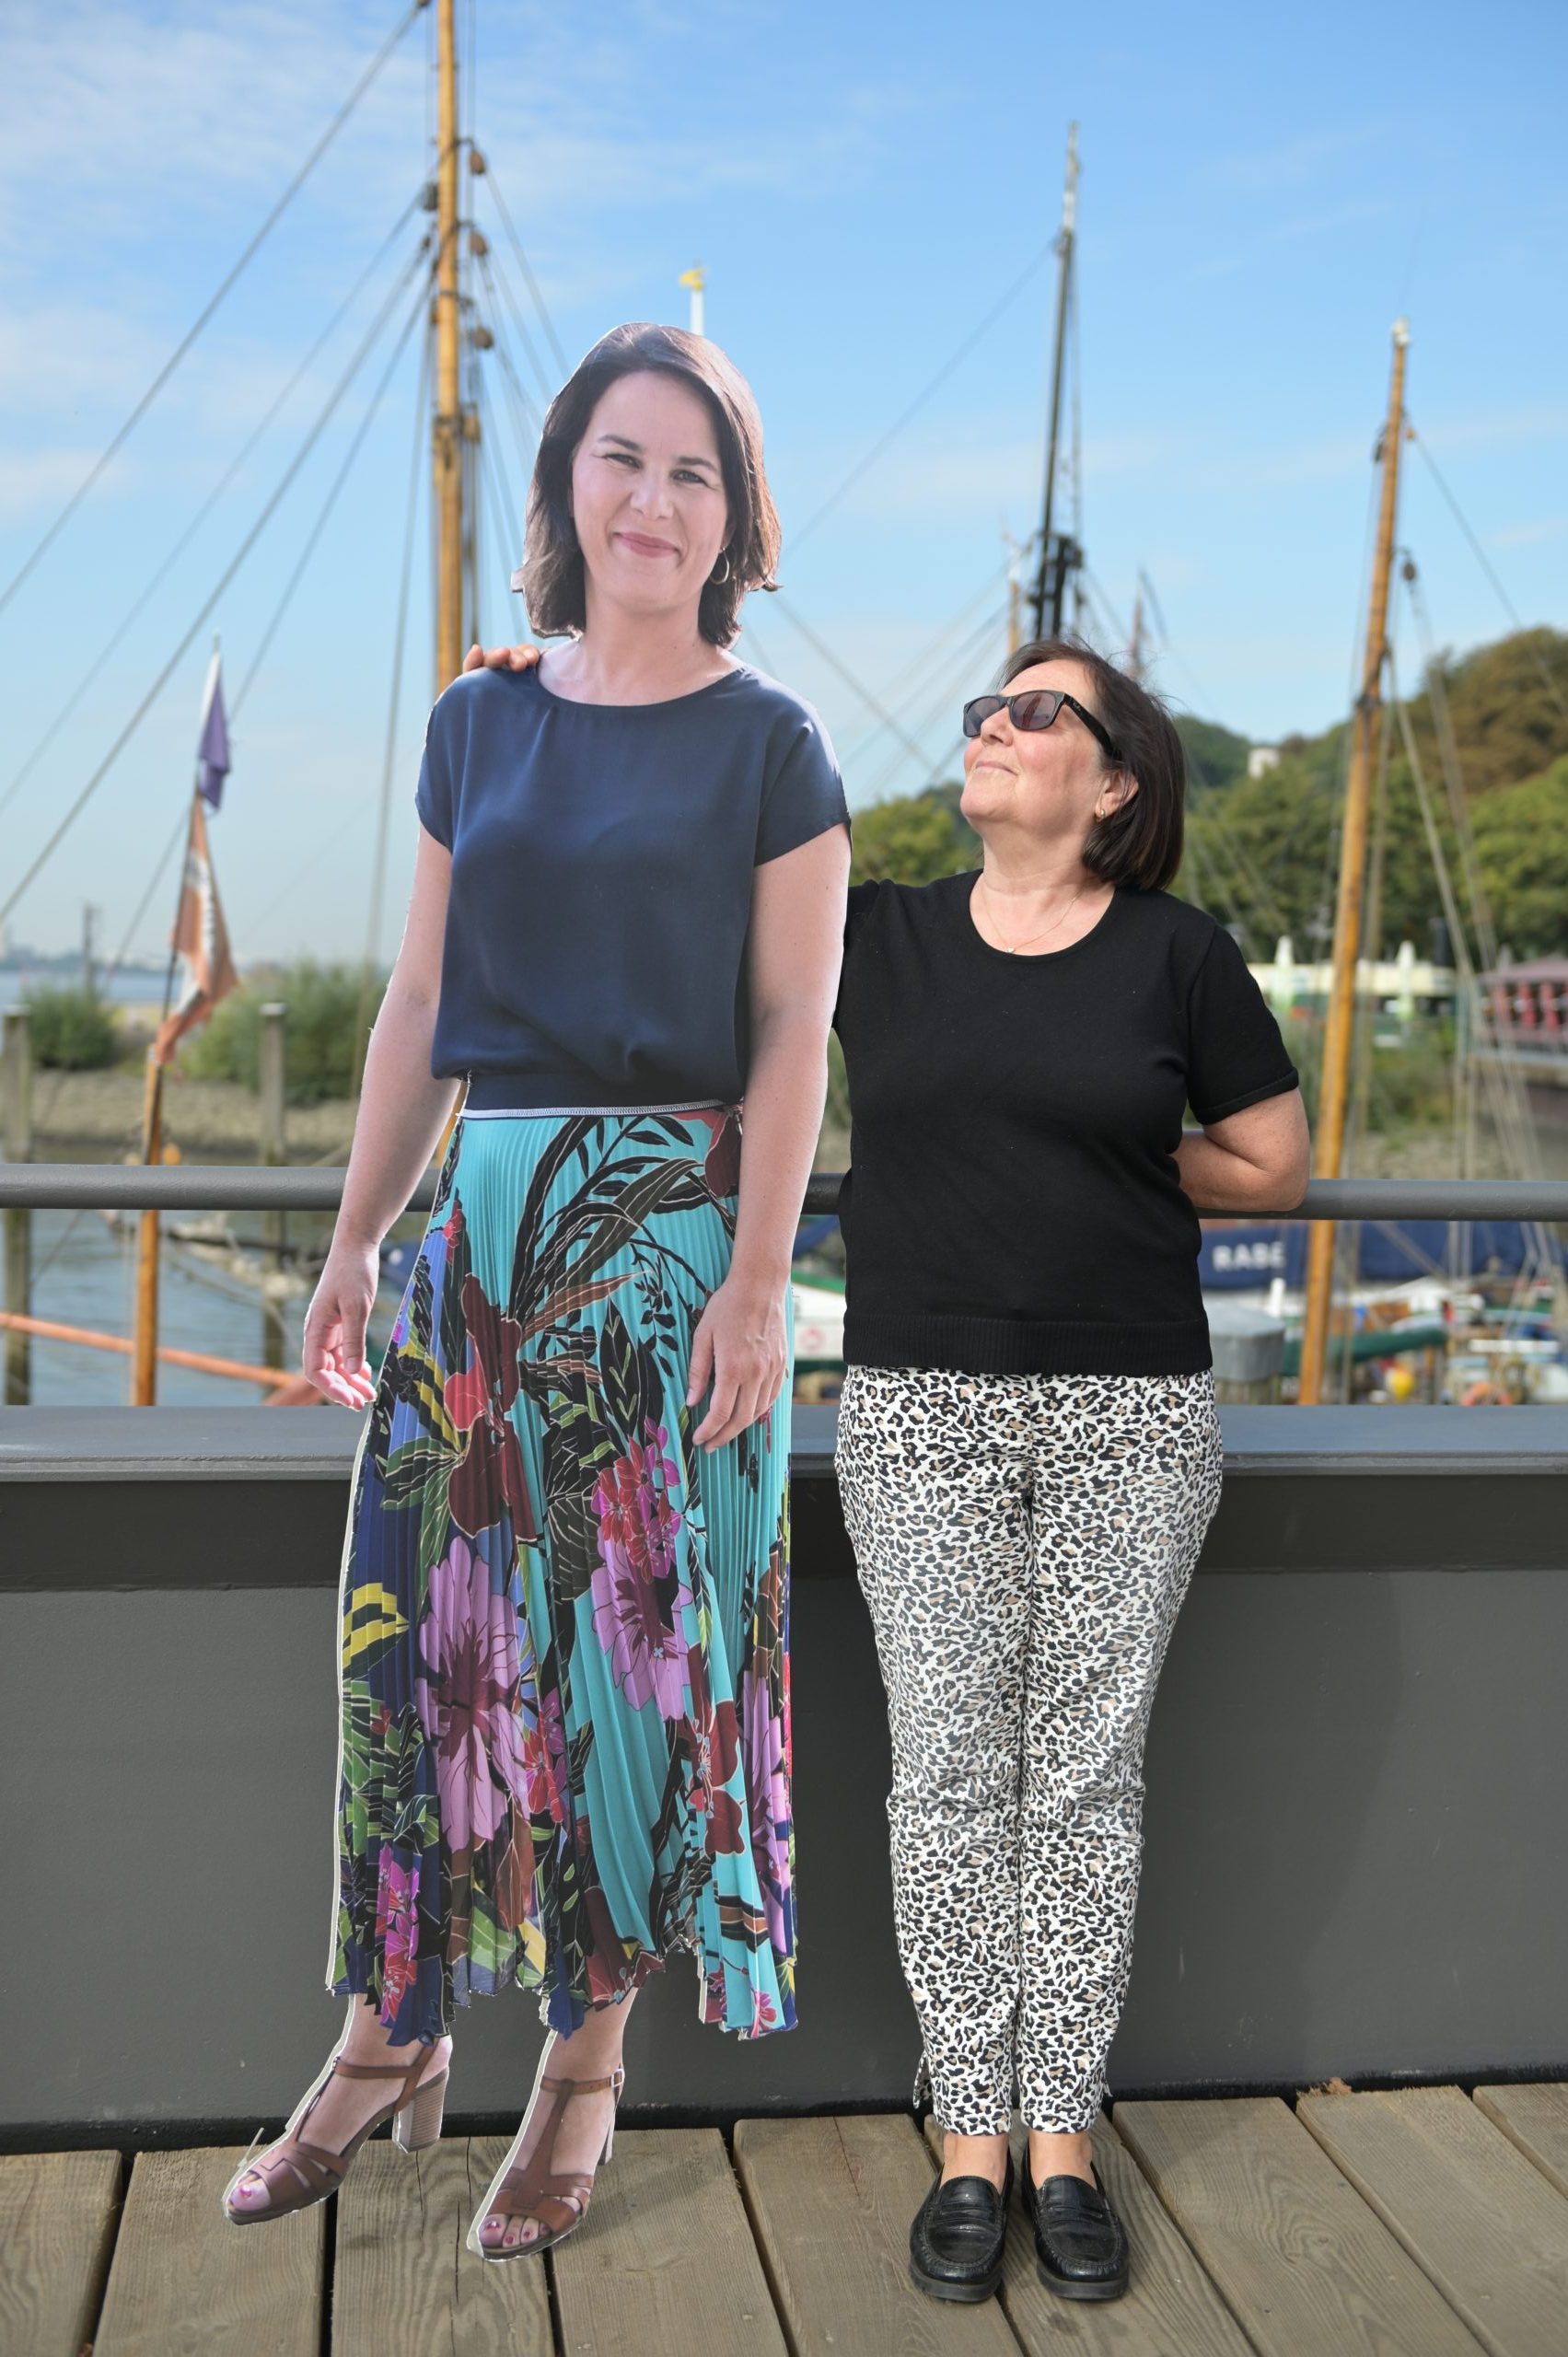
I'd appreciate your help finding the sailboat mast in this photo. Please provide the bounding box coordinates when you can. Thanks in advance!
[1296,318,1411,1404]
[1029,124,1079,641]
[433,0,464,691]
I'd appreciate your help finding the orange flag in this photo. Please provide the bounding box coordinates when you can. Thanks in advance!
[154,792,238,1065]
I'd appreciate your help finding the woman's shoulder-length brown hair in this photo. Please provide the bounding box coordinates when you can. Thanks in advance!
[517,322,779,647]
[1000,635,1188,892]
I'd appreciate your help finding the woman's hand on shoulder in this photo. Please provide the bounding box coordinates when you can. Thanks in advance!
[459,640,540,683]
[686,1272,790,1452]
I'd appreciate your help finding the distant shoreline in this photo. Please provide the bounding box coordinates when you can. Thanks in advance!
[12,1068,1512,1183]
[22,1066,358,1163]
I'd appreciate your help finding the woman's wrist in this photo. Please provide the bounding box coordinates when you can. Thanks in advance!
[331,1220,384,1260]
[722,1255,791,1304]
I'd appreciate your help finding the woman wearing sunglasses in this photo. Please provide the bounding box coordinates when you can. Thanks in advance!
[460,624,1307,2303]
[833,637,1307,2305]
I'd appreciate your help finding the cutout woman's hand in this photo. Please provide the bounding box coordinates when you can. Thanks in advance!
[687,1275,789,1452]
[460,641,541,680]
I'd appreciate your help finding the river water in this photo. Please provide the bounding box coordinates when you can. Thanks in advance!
[5,1208,415,1407]
[14,1211,306,1406]
[0,967,167,1016]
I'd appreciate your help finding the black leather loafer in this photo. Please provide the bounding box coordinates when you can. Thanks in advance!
[1028,2164,1130,2301]
[909,2158,1013,2303]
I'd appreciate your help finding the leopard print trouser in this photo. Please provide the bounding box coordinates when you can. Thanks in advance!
[835,1363,1224,2135]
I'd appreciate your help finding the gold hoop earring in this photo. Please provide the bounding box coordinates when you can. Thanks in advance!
[710,551,732,586]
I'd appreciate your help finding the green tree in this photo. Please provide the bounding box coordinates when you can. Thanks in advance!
[1416,628,1568,798]
[1178,629,1568,960]
[849,784,980,887]
[23,982,120,1070]
[1175,714,1251,793]
[1180,728,1346,955]
[1469,758,1568,957]
[183,959,385,1103]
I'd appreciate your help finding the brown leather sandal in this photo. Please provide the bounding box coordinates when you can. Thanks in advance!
[222,2038,450,2225]
[468,2043,626,2261]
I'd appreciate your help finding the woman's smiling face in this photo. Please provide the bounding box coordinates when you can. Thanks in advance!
[569,368,731,621]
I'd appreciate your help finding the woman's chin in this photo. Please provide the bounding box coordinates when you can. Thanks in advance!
[600,570,693,619]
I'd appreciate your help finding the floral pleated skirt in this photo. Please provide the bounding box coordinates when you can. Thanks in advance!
[330,1104,796,2047]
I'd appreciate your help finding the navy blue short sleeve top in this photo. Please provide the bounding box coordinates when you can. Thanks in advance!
[415,661,849,1109]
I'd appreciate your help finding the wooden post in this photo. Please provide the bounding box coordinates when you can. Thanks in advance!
[131,1051,163,1405]
[1297,320,1410,1405]
[258,1003,288,1367]
[3,1007,32,1406]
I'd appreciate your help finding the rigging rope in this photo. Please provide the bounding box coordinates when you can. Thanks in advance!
[0,199,423,830]
[858,605,1009,802]
[476,374,525,576]
[353,319,432,1092]
[0,1,424,626]
[1,242,434,929]
[232,265,432,718]
[1074,579,1127,664]
[479,166,571,378]
[473,251,545,458]
[101,807,190,987]
[836,559,1013,768]
[769,592,934,771]
[476,238,558,407]
[787,237,1058,556]
[1388,634,1550,1273]
[1409,428,1568,727]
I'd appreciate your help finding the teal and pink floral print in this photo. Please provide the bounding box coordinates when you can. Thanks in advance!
[332,1107,796,2046]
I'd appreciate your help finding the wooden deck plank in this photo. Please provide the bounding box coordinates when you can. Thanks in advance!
[331,2136,552,2357]
[0,2150,122,2357]
[737,2113,1018,2354]
[92,2146,324,2357]
[921,2112,1254,2354]
[551,2125,788,2357]
[1116,2096,1483,2357]
[1298,2084,1568,2357]
[1473,2084,1568,2203]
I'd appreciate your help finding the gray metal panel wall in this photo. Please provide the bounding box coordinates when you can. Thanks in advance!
[1,1406,1564,2136]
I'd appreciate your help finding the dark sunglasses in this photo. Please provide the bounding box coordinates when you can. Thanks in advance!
[962,689,1124,765]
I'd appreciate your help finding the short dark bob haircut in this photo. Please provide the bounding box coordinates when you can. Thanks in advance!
[517,322,780,647]
[998,635,1187,892]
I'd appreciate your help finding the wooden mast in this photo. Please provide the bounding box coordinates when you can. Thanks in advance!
[1296,319,1411,1403]
[432,0,464,691]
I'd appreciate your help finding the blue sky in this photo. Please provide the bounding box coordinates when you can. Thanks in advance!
[1,0,1564,959]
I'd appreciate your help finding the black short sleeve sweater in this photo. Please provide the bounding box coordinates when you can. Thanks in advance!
[831,875,1300,1376]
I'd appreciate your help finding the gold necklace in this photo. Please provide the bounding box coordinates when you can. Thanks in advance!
[978,876,1087,954]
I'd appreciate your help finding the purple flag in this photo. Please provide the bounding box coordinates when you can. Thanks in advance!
[196,647,230,809]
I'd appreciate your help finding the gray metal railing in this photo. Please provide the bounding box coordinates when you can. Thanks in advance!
[3,1163,1568,1221]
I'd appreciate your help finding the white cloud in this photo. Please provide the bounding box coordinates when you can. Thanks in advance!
[1491,515,1568,549]
[0,446,139,518]
[0,0,912,279]
[0,3,423,260]
[1419,406,1568,457]
[1201,124,1389,195]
